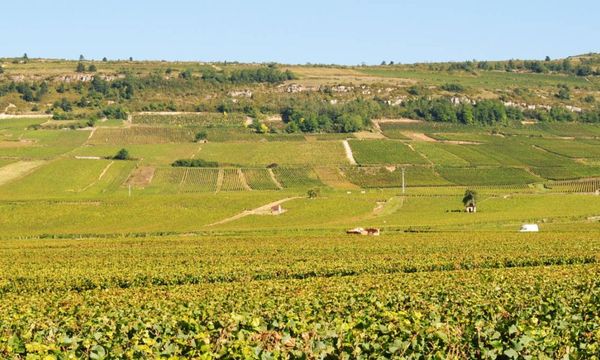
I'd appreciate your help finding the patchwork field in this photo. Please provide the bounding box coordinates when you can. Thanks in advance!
[2,58,600,358]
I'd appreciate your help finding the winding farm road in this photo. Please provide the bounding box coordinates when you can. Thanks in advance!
[205,196,302,227]
[342,140,357,165]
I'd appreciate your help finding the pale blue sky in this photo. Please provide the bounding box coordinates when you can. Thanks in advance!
[2,0,598,64]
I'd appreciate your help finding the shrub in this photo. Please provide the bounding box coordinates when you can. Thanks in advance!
[113,148,131,160]
[171,159,219,168]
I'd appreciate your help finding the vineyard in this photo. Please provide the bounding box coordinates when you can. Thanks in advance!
[242,168,281,190]
[88,127,196,144]
[342,166,451,188]
[546,178,600,193]
[348,140,429,165]
[1,233,598,358]
[132,113,245,127]
[271,167,324,188]
[150,167,323,192]
[437,167,541,186]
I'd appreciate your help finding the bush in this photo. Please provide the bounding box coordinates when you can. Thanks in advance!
[171,159,219,168]
[113,148,131,160]
[195,131,208,142]
[440,83,466,92]
[100,106,128,120]
[307,188,321,199]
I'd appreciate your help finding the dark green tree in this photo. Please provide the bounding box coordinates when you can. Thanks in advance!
[113,148,130,160]
[76,62,86,72]
[462,189,477,207]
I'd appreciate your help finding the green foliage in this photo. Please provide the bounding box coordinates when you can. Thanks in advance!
[307,187,320,198]
[195,131,208,141]
[76,62,85,73]
[556,84,570,100]
[100,106,128,120]
[462,189,477,206]
[0,234,598,358]
[440,83,466,92]
[171,159,219,167]
[113,148,130,160]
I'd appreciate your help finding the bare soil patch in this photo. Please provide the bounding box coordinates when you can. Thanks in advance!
[0,139,36,148]
[0,160,46,186]
[126,167,156,188]
[402,132,437,142]
[354,131,386,140]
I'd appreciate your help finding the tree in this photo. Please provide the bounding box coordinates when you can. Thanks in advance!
[462,189,477,207]
[307,188,320,199]
[79,54,85,61]
[76,62,86,72]
[129,57,133,61]
[545,56,551,62]
[102,57,108,62]
[54,98,73,112]
[23,53,28,60]
[556,85,570,100]
[0,66,4,74]
[113,148,130,160]
[179,69,193,80]
[381,61,387,66]
[195,131,208,142]
[88,64,97,72]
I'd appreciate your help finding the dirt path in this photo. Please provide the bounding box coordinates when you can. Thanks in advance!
[3,103,16,114]
[342,140,357,165]
[79,161,114,192]
[215,169,224,193]
[0,113,52,119]
[267,168,283,189]
[205,196,302,227]
[238,168,252,190]
[403,132,437,142]
[0,160,46,186]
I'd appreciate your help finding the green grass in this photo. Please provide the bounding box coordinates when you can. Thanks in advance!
[0,159,134,199]
[359,67,591,88]
[73,144,201,166]
[348,140,428,165]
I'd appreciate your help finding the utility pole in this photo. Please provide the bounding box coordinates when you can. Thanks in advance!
[402,168,405,194]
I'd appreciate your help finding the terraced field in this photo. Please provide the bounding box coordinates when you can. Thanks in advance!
[132,113,245,127]
[88,127,196,144]
[242,168,281,190]
[348,140,428,165]
[437,167,542,186]
[272,167,324,188]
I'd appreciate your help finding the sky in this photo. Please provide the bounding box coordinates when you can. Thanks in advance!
[2,0,599,65]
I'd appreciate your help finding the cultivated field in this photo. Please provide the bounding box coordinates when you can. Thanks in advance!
[1,57,600,358]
